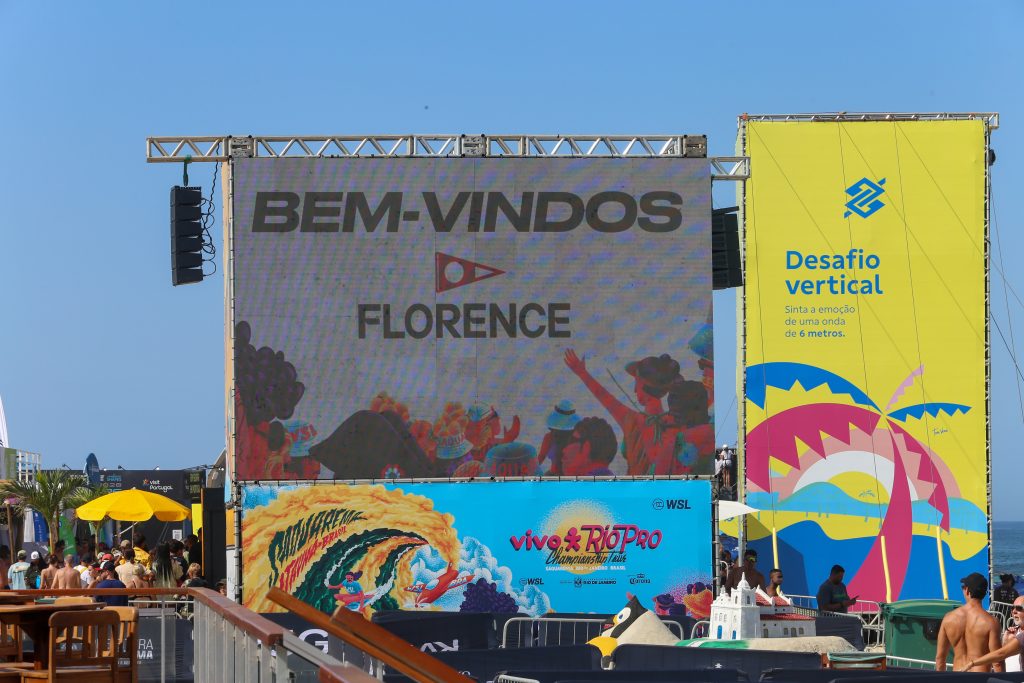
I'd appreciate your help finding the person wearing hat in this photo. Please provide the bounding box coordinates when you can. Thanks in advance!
[92,561,128,607]
[7,550,30,590]
[26,551,42,589]
[936,572,1003,672]
[996,573,1020,605]
[483,441,538,477]
[564,349,701,475]
[434,431,474,477]
[726,548,765,592]
[816,564,856,613]
[537,400,581,475]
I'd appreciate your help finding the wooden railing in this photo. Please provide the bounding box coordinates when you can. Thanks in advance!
[0,587,366,682]
[268,587,475,683]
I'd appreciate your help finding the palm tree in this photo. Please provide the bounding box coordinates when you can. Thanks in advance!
[0,470,87,556]
[68,484,110,553]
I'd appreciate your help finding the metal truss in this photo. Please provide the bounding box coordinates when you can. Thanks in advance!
[742,111,999,129]
[146,134,750,180]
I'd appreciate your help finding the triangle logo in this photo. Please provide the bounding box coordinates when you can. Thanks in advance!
[435,251,506,293]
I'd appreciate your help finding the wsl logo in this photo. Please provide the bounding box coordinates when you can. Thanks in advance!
[843,177,886,219]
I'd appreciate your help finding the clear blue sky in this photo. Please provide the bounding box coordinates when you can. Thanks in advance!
[1,2,1020,518]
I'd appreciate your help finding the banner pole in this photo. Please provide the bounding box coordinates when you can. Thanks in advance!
[936,527,949,600]
[881,535,892,603]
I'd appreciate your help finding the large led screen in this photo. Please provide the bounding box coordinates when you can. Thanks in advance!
[231,158,712,480]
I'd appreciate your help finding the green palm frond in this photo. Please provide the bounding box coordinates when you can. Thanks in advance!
[0,470,88,554]
[68,484,111,536]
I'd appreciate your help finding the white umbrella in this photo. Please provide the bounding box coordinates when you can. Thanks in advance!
[718,500,759,521]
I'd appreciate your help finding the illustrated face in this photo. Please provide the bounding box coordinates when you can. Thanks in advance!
[633,377,647,403]
[465,420,491,449]
[560,433,592,475]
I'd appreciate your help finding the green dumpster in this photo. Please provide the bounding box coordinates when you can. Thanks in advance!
[881,600,959,665]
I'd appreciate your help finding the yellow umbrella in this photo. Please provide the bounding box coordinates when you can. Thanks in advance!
[76,488,191,522]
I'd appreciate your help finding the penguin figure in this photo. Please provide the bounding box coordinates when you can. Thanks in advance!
[587,594,679,660]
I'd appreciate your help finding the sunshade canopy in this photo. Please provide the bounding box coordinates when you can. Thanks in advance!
[76,488,191,522]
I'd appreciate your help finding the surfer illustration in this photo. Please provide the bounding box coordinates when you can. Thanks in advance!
[327,570,367,611]
[404,565,473,607]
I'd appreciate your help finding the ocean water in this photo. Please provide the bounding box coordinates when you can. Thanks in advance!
[993,520,1024,577]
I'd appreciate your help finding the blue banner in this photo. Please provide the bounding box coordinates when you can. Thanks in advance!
[241,480,713,618]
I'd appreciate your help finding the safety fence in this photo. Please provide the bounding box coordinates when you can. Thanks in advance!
[784,594,884,648]
[500,616,687,649]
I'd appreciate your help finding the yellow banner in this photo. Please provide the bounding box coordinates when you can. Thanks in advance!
[742,120,987,603]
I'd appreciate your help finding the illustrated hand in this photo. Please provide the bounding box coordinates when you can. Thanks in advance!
[564,348,587,376]
[502,415,521,442]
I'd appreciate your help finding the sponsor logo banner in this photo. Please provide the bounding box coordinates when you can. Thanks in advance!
[99,470,187,502]
[742,120,988,602]
[241,480,712,617]
[231,158,713,480]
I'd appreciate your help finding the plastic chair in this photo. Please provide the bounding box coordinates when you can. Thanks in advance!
[20,610,119,682]
[106,607,137,683]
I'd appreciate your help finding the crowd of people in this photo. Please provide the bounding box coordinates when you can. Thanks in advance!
[0,532,225,607]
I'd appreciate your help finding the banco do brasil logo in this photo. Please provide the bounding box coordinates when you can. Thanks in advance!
[844,177,886,219]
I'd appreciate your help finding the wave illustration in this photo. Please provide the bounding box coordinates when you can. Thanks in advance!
[293,528,428,613]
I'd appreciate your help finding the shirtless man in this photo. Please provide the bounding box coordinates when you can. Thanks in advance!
[39,555,59,590]
[53,555,82,590]
[935,573,1003,672]
[969,597,1024,671]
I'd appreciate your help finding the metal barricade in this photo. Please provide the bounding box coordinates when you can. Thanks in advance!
[784,593,883,649]
[991,600,1015,631]
[885,655,936,670]
[501,616,685,648]
[691,619,710,638]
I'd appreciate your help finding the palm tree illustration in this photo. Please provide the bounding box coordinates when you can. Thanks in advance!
[746,362,969,602]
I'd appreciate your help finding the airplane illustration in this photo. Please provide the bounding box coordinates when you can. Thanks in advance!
[404,565,473,606]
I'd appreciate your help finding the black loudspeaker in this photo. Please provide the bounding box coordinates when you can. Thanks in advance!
[201,487,226,585]
[171,186,205,286]
[712,207,742,290]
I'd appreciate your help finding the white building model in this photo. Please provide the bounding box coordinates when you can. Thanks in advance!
[709,575,816,640]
